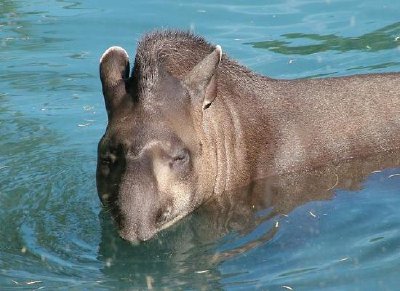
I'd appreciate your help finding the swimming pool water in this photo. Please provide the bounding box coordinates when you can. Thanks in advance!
[1,0,400,289]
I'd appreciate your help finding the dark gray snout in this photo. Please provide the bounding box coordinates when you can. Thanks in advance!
[113,156,175,242]
[117,200,174,242]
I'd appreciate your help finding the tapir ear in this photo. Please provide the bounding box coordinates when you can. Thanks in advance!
[184,45,222,110]
[99,46,130,119]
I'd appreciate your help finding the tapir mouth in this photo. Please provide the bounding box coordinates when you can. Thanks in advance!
[118,227,153,243]
[116,212,189,243]
[156,212,188,233]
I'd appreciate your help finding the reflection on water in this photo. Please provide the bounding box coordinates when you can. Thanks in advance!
[97,150,400,289]
[248,22,400,55]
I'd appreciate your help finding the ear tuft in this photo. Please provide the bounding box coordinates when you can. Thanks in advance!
[100,46,130,85]
[100,46,129,65]
[215,45,222,62]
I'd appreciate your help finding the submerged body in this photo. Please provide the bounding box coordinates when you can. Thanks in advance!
[97,30,400,242]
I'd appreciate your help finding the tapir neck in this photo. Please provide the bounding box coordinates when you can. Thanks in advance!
[207,68,400,190]
[202,71,276,194]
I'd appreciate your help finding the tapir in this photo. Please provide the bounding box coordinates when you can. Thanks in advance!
[97,30,400,242]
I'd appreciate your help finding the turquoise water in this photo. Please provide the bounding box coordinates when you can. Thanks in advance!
[1,0,400,289]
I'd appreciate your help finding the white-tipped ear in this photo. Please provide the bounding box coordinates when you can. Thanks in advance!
[184,45,222,109]
[215,45,222,62]
[99,46,130,119]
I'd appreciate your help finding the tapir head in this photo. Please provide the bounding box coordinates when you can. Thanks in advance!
[97,40,222,242]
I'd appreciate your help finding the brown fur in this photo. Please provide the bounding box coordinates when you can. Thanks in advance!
[98,30,400,242]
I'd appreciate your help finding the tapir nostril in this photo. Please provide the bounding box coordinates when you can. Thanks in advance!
[155,207,172,225]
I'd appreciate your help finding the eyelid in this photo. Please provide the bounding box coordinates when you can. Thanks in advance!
[170,149,190,167]
[173,153,187,162]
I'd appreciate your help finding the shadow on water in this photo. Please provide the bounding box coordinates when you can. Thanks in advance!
[97,149,400,289]
[247,22,400,55]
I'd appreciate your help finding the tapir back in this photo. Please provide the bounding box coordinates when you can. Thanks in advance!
[256,73,400,174]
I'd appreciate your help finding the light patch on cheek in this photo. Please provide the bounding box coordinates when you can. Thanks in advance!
[152,159,170,191]
[170,183,191,213]
[152,160,191,213]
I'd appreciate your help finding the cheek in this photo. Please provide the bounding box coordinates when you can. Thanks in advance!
[170,182,193,213]
[152,160,171,191]
[153,161,194,209]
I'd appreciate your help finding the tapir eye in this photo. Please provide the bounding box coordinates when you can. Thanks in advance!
[173,153,187,162]
[169,149,190,170]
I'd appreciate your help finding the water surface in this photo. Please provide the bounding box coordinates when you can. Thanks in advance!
[1,0,400,289]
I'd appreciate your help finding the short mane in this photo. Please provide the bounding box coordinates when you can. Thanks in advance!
[133,30,214,86]
[132,30,264,95]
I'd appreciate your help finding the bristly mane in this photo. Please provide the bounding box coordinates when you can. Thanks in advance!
[131,30,265,94]
[132,30,215,88]
[136,30,214,63]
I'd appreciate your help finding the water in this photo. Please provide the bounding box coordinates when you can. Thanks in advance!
[1,0,400,289]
